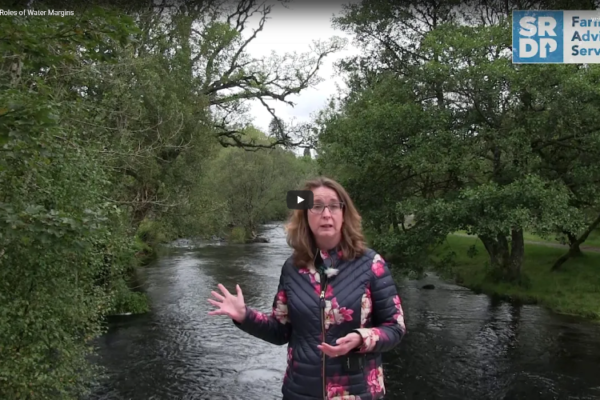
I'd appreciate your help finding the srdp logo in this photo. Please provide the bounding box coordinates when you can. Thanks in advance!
[513,10,564,63]
[286,190,313,210]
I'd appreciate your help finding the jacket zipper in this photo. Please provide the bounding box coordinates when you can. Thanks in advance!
[319,258,334,400]
[320,286,326,399]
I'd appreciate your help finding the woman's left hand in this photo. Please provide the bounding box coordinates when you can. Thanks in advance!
[318,332,362,357]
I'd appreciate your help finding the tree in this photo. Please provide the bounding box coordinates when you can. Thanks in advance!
[0,2,330,397]
[82,0,344,225]
[198,127,318,240]
[315,74,448,271]
[316,0,600,280]
[0,9,143,398]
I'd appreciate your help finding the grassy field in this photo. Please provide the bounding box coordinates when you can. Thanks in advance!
[454,229,600,248]
[430,234,600,321]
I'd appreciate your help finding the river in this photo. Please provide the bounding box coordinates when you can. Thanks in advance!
[87,223,600,400]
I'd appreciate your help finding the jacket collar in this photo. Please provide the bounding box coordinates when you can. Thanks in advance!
[314,247,342,278]
[318,246,344,264]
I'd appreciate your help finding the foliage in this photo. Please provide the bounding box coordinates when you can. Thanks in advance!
[315,73,447,271]
[0,1,336,397]
[0,9,140,398]
[316,1,600,279]
[186,127,318,240]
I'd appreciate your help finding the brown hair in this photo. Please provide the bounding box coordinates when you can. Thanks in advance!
[285,176,366,268]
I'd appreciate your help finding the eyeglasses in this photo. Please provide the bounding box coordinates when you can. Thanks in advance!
[309,202,345,214]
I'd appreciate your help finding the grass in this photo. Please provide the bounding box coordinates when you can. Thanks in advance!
[453,228,600,248]
[523,229,600,248]
[430,234,600,321]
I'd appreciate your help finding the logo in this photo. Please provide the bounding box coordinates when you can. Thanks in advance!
[513,10,564,63]
[286,190,314,210]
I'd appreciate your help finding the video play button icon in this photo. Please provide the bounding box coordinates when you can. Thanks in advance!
[286,190,314,210]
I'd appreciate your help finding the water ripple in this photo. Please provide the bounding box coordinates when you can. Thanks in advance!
[87,223,600,400]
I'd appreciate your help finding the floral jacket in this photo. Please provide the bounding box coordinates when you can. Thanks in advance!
[233,247,406,399]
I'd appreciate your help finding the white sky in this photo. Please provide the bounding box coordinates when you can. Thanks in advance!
[242,1,360,134]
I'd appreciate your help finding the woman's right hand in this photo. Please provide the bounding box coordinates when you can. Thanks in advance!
[208,283,247,323]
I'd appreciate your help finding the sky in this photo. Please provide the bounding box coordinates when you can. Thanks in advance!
[241,1,360,135]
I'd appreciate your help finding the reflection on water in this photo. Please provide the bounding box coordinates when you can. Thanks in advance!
[88,224,600,400]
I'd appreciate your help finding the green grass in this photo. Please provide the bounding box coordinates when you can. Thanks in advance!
[523,230,600,248]
[453,229,600,248]
[431,235,600,321]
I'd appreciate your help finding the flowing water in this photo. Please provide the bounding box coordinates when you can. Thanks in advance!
[88,223,600,400]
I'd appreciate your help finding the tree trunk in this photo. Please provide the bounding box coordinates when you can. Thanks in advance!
[479,228,525,282]
[552,212,600,271]
[508,228,525,280]
[480,233,507,269]
[132,204,152,227]
[130,184,157,227]
[565,231,582,256]
[391,212,400,233]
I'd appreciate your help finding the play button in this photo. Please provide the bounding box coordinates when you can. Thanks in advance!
[287,190,313,210]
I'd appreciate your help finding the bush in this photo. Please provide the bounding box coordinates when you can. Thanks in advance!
[229,226,248,243]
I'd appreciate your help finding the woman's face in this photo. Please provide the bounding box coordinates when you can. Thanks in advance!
[308,186,344,248]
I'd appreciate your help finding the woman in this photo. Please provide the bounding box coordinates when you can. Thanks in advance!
[208,177,406,399]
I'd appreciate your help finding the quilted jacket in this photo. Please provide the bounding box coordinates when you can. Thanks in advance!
[233,247,406,399]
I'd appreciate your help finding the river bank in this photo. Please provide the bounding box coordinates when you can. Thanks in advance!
[431,234,600,321]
